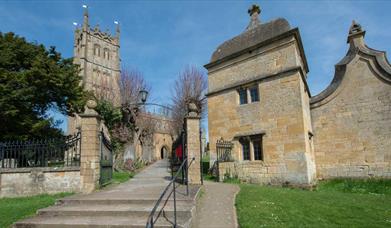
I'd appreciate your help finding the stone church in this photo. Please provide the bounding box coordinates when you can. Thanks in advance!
[68,8,173,162]
[206,5,391,186]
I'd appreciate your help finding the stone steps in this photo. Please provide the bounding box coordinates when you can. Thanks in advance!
[14,198,195,228]
[13,160,200,228]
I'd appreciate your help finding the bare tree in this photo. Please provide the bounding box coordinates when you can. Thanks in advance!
[92,75,117,103]
[110,69,150,143]
[120,69,149,107]
[171,66,207,134]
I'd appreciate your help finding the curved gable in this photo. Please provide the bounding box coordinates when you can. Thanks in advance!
[310,21,391,109]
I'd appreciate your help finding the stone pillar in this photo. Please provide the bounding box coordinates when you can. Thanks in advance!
[185,102,202,185]
[249,140,254,161]
[79,100,101,193]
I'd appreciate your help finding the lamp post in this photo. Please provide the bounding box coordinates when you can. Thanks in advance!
[138,89,148,104]
[126,89,173,118]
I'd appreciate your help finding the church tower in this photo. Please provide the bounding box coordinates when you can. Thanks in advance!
[73,6,121,103]
[68,6,121,134]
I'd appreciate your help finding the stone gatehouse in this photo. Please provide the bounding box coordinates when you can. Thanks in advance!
[206,5,391,185]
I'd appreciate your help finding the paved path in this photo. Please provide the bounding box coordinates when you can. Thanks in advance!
[194,181,240,228]
[15,159,200,227]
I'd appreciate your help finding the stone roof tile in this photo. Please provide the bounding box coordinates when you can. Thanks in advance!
[210,18,291,63]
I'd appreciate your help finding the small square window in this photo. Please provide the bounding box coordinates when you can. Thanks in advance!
[238,89,248,105]
[250,86,259,102]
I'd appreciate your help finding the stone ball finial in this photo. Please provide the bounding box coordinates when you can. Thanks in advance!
[83,99,98,115]
[248,4,261,16]
[349,20,363,35]
[187,101,199,117]
[347,20,365,43]
[86,99,97,109]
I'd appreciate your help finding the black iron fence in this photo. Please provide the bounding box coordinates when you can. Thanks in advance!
[0,132,81,169]
[99,130,113,186]
[216,138,234,162]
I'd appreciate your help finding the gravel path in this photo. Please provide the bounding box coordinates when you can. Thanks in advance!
[194,181,240,228]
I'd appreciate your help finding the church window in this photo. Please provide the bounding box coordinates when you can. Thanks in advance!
[103,48,109,60]
[94,44,100,56]
[250,86,259,102]
[238,88,248,105]
[104,48,110,60]
[240,138,250,160]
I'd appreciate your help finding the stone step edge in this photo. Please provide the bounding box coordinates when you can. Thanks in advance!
[57,197,196,206]
[37,208,193,217]
[13,215,189,228]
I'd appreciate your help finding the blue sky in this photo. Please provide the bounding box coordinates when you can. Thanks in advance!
[1,0,390,133]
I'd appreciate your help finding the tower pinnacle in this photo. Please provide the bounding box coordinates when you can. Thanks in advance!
[114,21,120,38]
[82,5,89,31]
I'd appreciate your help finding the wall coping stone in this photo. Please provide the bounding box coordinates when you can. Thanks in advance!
[0,166,80,174]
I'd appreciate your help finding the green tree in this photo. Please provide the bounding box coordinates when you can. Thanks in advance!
[0,32,87,141]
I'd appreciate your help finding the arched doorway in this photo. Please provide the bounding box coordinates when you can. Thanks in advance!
[160,146,168,159]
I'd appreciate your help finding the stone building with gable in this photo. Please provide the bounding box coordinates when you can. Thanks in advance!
[206,5,391,185]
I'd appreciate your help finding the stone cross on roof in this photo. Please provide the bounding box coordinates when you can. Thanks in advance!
[246,4,261,30]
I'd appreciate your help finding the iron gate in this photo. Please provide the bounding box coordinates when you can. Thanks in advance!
[99,131,113,186]
[216,138,233,162]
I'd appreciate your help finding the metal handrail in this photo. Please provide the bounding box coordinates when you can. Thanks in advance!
[146,157,195,228]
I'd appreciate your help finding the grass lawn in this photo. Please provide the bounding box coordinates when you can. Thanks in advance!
[112,171,135,184]
[0,192,73,228]
[236,179,391,227]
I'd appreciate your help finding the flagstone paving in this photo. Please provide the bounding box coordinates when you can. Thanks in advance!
[194,181,240,228]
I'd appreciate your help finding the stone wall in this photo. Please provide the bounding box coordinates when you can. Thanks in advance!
[218,161,286,184]
[0,167,80,198]
[310,32,391,179]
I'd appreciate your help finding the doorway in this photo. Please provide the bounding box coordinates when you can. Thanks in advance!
[160,146,168,159]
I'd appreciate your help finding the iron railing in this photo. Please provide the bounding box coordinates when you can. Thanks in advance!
[0,132,81,169]
[146,157,195,228]
[99,130,113,186]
